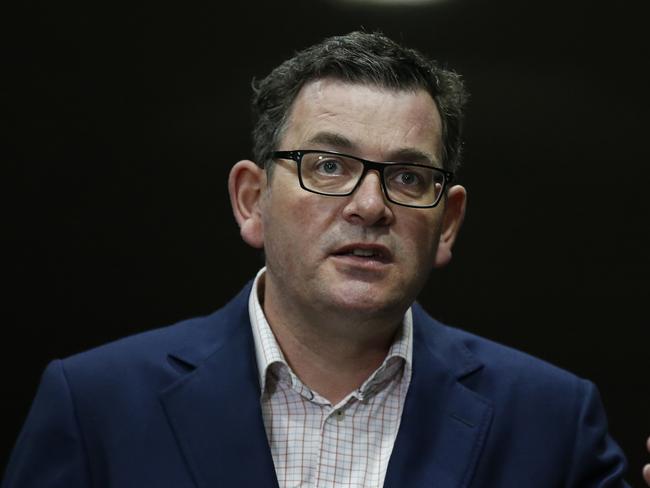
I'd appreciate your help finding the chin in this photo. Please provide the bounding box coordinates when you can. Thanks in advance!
[324,284,407,317]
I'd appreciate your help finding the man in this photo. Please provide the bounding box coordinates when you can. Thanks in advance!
[2,31,645,487]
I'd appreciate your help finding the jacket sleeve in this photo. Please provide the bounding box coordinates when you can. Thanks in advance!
[565,379,630,488]
[2,360,92,488]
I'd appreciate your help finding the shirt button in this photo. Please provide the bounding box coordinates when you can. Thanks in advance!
[334,409,345,421]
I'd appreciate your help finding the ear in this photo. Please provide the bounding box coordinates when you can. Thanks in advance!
[433,185,467,268]
[228,160,266,249]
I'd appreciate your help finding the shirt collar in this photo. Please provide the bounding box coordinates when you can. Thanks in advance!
[248,267,413,400]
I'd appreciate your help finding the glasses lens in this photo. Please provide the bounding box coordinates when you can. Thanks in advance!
[300,153,363,194]
[384,164,445,207]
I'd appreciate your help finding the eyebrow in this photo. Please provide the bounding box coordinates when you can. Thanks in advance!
[305,131,439,166]
[306,132,355,151]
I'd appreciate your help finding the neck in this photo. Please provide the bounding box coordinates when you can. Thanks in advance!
[260,276,405,404]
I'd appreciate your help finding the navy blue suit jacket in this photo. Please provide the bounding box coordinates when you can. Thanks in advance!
[3,283,630,487]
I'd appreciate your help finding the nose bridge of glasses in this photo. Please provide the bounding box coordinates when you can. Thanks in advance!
[353,160,389,200]
[362,158,388,176]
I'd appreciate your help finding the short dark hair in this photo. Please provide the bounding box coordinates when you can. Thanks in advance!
[251,31,469,173]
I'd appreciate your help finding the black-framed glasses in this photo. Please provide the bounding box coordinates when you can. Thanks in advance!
[270,150,454,209]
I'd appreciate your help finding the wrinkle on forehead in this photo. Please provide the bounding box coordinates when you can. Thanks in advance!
[283,78,443,163]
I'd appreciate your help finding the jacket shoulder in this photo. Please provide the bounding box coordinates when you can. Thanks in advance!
[60,282,252,383]
[413,303,585,392]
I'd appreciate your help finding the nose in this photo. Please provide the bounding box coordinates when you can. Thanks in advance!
[341,170,394,226]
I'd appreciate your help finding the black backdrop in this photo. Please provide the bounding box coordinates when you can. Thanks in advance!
[3,0,649,485]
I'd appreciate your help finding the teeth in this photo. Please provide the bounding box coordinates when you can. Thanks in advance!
[352,249,375,257]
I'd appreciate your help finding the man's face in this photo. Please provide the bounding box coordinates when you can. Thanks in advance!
[236,79,465,320]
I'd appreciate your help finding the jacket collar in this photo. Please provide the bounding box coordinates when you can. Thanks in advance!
[383,304,493,488]
[160,282,279,488]
[160,284,491,488]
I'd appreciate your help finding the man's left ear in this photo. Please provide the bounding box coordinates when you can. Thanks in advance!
[433,185,467,268]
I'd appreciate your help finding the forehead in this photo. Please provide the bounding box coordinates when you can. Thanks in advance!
[281,79,443,163]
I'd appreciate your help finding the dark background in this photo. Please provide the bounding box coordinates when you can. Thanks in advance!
[3,0,649,485]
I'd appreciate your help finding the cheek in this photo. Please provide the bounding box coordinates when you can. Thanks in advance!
[262,190,332,258]
[398,217,442,265]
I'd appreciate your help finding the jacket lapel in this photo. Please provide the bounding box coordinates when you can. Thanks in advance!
[384,305,493,488]
[159,284,279,488]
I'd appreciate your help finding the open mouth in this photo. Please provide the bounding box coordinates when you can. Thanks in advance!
[332,245,392,264]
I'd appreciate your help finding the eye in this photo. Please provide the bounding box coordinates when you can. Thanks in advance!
[394,170,422,186]
[315,158,344,175]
